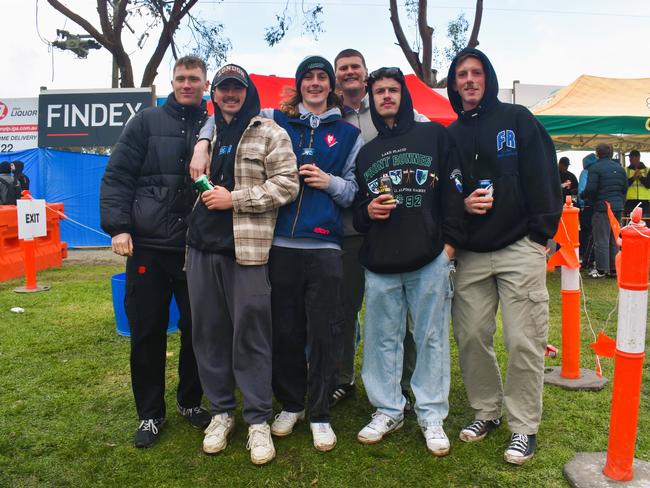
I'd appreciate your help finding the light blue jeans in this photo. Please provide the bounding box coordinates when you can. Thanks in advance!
[361,251,453,426]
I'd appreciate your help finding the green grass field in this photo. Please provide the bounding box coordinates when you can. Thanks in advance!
[0,262,647,487]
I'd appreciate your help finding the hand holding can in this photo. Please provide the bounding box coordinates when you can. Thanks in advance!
[378,175,397,205]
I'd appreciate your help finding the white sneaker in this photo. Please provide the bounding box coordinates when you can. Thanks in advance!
[357,411,404,444]
[202,413,234,454]
[247,423,276,465]
[310,422,337,452]
[422,424,450,457]
[270,410,305,437]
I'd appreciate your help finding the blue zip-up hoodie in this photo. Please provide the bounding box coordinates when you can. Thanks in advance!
[270,104,362,246]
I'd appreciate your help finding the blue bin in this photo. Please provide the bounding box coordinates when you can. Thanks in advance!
[111,272,179,337]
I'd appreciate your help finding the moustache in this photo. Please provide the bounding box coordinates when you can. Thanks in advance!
[223,98,241,103]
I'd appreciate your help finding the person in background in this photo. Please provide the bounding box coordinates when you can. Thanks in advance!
[331,48,427,410]
[12,161,29,192]
[558,156,578,202]
[0,161,21,205]
[577,153,597,271]
[580,143,627,278]
[100,55,211,448]
[624,149,649,217]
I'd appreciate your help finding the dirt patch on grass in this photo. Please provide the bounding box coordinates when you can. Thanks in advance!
[64,248,125,266]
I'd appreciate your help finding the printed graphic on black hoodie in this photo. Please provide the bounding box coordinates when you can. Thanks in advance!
[446,48,562,252]
[353,75,465,274]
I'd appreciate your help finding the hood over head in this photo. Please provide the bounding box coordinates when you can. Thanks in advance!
[210,64,261,131]
[368,67,415,138]
[0,161,11,174]
[583,153,597,169]
[446,48,499,117]
[12,160,24,173]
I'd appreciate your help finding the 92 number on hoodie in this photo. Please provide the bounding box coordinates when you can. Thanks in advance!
[405,195,422,208]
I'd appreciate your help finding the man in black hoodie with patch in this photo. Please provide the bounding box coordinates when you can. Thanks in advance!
[353,68,464,456]
[446,49,561,465]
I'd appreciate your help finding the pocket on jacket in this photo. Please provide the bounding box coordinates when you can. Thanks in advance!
[132,186,169,238]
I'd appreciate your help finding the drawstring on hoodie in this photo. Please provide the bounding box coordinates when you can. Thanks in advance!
[300,112,321,129]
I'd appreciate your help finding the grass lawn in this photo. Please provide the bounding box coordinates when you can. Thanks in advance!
[0,262,648,487]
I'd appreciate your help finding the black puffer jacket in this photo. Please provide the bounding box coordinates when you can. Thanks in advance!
[581,157,628,213]
[100,93,208,251]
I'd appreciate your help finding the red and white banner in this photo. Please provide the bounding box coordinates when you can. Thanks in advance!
[0,98,38,153]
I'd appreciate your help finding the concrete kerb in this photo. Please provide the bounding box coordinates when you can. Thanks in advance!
[544,366,608,391]
[564,452,650,487]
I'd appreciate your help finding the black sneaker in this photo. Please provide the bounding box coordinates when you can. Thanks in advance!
[402,389,413,414]
[177,403,211,429]
[134,418,165,448]
[459,417,502,443]
[504,433,536,465]
[330,382,356,407]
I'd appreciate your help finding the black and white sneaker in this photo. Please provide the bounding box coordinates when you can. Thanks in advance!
[504,433,536,465]
[330,382,356,407]
[134,417,165,448]
[459,417,502,443]
[177,403,211,429]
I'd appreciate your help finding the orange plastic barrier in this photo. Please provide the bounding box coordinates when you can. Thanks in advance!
[547,197,582,379]
[0,203,67,283]
[603,208,650,481]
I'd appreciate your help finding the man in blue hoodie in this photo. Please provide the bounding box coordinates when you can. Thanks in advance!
[353,67,465,456]
[446,49,561,465]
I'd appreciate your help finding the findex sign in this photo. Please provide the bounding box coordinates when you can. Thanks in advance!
[38,88,154,147]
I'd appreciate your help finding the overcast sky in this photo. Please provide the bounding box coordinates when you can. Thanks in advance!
[1,0,649,99]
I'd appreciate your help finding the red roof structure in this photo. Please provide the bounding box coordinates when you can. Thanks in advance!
[208,73,457,126]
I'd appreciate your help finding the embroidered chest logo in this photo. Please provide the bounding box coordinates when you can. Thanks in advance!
[368,178,379,194]
[218,144,233,155]
[389,169,402,185]
[415,169,429,186]
[325,134,338,147]
[496,129,517,158]
[450,169,463,193]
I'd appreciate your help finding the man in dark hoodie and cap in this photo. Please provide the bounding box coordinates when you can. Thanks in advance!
[352,67,465,456]
[184,63,299,465]
[446,49,561,465]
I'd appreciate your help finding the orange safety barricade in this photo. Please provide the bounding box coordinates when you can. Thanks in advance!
[0,203,67,282]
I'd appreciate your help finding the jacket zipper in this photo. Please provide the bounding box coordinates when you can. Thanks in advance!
[290,127,315,237]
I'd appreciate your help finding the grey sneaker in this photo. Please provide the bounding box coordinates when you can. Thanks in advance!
[357,411,404,444]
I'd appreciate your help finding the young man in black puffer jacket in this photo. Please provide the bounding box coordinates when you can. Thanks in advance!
[100,55,211,448]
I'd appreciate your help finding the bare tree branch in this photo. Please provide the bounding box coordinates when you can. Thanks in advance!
[467,0,483,48]
[389,0,422,79]
[46,0,108,45]
[140,0,198,87]
[417,0,434,86]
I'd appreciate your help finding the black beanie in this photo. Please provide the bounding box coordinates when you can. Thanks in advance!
[295,55,335,93]
[0,161,11,174]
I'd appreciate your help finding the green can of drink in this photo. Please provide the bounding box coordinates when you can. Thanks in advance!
[194,175,213,193]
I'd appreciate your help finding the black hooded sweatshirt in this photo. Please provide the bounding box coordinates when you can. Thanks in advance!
[446,48,561,252]
[353,75,465,274]
[186,72,261,254]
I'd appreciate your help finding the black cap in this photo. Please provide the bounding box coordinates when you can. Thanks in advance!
[211,64,249,90]
[559,156,570,166]
[629,149,640,157]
